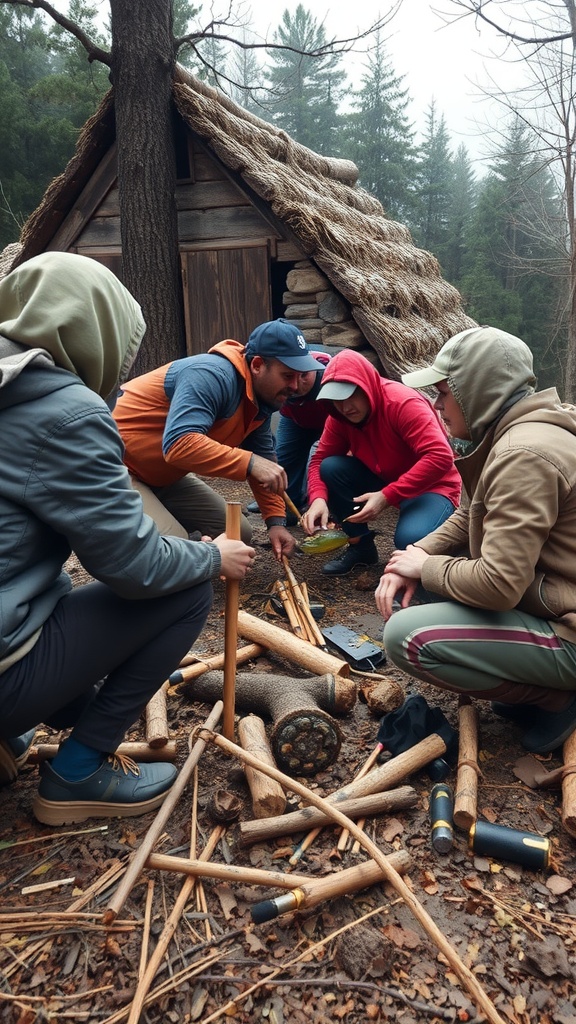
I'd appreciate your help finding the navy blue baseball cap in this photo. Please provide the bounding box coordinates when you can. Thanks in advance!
[245,318,321,372]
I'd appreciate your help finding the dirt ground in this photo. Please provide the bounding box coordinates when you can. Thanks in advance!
[0,477,575,1024]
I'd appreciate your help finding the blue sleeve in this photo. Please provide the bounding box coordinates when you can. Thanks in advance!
[162,357,243,454]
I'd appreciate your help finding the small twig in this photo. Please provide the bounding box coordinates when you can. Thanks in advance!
[138,880,155,982]
[195,973,458,1021]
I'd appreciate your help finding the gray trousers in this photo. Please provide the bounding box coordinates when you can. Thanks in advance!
[383,601,576,694]
[131,474,253,544]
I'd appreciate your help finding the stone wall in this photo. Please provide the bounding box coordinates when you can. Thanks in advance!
[282,259,381,367]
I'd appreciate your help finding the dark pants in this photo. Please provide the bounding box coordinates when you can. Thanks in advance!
[276,416,322,508]
[0,580,212,752]
[320,455,455,547]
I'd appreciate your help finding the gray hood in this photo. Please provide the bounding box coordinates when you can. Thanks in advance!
[0,252,146,399]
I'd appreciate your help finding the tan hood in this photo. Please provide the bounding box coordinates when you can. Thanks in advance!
[403,326,537,446]
[0,252,146,398]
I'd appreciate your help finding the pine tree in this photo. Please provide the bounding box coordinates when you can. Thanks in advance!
[410,100,455,268]
[265,5,346,154]
[460,118,564,386]
[442,144,476,285]
[342,32,416,221]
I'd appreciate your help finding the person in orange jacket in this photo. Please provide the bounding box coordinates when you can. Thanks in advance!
[113,319,321,561]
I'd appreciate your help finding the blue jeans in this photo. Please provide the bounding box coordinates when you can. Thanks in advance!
[276,416,322,509]
[319,455,455,547]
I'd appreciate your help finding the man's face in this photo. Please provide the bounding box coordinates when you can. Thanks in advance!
[295,370,316,397]
[250,356,300,409]
[434,380,469,440]
[333,386,370,425]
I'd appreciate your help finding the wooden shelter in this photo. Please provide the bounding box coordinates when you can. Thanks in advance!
[0,67,476,377]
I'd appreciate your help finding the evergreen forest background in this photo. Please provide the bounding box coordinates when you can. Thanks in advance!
[0,1,567,390]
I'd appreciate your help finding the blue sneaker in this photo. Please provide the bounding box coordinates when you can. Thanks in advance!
[0,729,36,785]
[32,754,177,825]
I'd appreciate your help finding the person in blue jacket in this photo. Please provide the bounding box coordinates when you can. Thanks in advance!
[0,252,255,825]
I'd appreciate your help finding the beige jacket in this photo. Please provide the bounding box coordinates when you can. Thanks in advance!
[420,388,576,644]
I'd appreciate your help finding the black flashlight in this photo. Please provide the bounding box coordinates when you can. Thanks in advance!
[430,783,454,854]
[469,821,550,870]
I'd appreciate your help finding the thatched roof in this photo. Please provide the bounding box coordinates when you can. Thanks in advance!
[2,68,476,374]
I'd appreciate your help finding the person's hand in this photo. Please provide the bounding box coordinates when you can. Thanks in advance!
[375,571,417,620]
[301,498,329,535]
[248,454,288,494]
[212,535,256,579]
[268,525,297,561]
[345,490,387,524]
[385,544,429,579]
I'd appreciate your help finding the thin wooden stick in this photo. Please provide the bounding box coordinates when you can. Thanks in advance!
[168,644,263,689]
[562,728,576,838]
[454,698,480,831]
[337,744,383,852]
[282,491,302,523]
[201,728,508,1024]
[27,741,178,764]
[126,825,224,1024]
[103,701,223,925]
[138,880,155,982]
[145,682,170,748]
[281,555,325,646]
[147,850,411,896]
[223,502,242,739]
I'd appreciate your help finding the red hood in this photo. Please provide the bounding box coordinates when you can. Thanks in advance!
[319,349,384,420]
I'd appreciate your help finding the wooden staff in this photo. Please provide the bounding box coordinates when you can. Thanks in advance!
[103,701,222,926]
[147,849,411,896]
[282,491,302,524]
[223,501,242,741]
[237,715,287,818]
[454,698,480,831]
[27,741,178,764]
[169,644,263,688]
[562,729,576,838]
[252,851,412,922]
[237,610,349,677]
[242,786,418,847]
[145,682,170,748]
[201,727,508,1024]
[282,555,325,646]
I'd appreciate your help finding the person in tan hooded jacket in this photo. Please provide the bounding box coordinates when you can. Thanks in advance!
[378,326,576,755]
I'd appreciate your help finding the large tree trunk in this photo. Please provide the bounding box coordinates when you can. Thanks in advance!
[110,0,186,375]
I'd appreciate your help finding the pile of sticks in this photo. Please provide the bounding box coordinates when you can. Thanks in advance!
[271,555,324,646]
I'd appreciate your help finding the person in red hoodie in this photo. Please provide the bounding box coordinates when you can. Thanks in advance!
[301,350,461,575]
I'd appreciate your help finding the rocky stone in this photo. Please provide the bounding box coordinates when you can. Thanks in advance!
[284,303,318,319]
[286,267,330,294]
[318,291,349,323]
[322,320,366,347]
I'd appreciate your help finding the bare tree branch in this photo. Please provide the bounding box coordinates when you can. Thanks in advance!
[0,0,111,64]
[174,10,400,59]
[436,0,575,47]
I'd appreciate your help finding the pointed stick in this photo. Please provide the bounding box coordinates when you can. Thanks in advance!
[103,701,223,925]
[223,501,242,740]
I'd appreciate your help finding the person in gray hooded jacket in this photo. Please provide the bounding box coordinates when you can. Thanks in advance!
[377,326,576,755]
[0,252,255,824]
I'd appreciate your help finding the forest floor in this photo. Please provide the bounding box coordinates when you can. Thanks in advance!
[0,477,575,1024]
